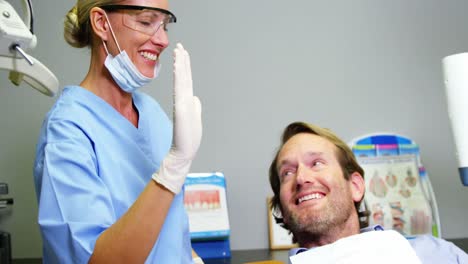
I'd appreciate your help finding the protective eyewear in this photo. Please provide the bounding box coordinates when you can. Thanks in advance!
[100,5,177,36]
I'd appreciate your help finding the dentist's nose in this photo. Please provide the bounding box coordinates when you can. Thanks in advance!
[151,28,169,49]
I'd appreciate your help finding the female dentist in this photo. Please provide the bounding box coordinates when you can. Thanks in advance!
[33,0,202,263]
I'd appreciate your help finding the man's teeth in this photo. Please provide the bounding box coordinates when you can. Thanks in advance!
[298,193,323,203]
[141,52,158,61]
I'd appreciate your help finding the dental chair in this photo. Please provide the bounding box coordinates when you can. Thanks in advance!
[349,133,441,238]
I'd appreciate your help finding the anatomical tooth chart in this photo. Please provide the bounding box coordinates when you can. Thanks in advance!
[358,155,432,236]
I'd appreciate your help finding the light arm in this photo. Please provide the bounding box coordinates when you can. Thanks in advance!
[0,0,58,96]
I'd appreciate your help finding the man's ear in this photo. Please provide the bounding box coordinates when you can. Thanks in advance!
[272,206,285,224]
[349,172,365,203]
[89,7,109,41]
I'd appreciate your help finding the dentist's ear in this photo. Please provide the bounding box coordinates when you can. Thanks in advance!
[89,7,110,41]
[350,172,365,203]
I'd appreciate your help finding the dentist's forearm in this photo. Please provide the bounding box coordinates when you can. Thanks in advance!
[89,181,174,264]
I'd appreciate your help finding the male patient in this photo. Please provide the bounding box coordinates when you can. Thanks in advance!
[269,121,468,263]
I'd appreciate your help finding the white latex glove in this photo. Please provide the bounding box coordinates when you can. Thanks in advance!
[152,43,202,194]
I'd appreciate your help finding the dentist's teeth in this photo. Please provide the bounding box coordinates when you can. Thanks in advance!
[140,52,158,61]
[298,193,323,203]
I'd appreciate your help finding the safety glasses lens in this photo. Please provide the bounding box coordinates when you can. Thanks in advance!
[123,10,173,35]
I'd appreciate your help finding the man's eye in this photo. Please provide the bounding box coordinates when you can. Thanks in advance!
[312,160,324,167]
[281,170,295,178]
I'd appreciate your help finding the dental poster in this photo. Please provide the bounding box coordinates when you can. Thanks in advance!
[184,172,230,240]
[357,155,432,237]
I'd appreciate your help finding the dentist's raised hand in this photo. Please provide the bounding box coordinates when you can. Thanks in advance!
[153,43,202,194]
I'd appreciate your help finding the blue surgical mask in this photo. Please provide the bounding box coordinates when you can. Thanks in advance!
[102,12,161,93]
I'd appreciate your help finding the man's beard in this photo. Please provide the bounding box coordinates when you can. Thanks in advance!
[284,191,355,244]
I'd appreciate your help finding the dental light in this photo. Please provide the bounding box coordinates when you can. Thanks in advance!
[442,52,468,186]
[0,0,58,96]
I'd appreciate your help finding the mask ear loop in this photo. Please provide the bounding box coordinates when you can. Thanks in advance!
[102,39,110,55]
[102,11,122,54]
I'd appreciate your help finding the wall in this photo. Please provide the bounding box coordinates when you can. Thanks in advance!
[0,0,467,258]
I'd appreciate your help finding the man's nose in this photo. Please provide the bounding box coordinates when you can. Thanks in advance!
[296,163,313,187]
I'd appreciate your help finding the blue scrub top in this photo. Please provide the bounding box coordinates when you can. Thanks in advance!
[34,86,192,263]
